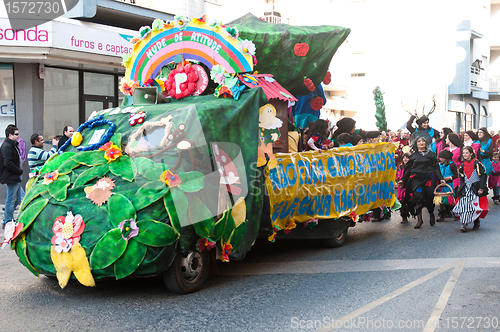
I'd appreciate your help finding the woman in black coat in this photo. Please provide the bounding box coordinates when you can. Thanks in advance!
[399,131,446,229]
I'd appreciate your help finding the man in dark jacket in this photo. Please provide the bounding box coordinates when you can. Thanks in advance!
[57,125,74,151]
[1,125,25,229]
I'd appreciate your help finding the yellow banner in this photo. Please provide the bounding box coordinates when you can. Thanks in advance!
[265,143,397,229]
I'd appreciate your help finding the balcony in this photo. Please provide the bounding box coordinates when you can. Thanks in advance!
[471,66,486,89]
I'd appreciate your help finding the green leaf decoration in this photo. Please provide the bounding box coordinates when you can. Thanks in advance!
[222,213,236,244]
[141,180,166,191]
[40,152,75,174]
[131,185,167,211]
[15,234,38,277]
[170,188,188,228]
[113,239,146,279]
[25,176,37,193]
[90,228,128,270]
[19,198,49,232]
[211,209,229,242]
[48,175,71,201]
[71,150,106,166]
[164,193,181,232]
[134,157,165,181]
[20,185,48,211]
[108,193,136,228]
[178,171,205,193]
[229,221,247,251]
[73,163,110,188]
[135,219,178,247]
[188,197,215,239]
[110,133,123,148]
[109,155,137,182]
[57,158,80,175]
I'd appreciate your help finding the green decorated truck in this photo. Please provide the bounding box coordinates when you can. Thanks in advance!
[3,14,397,294]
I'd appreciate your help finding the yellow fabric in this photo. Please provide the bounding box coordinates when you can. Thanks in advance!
[231,197,246,227]
[265,143,397,229]
[51,243,95,289]
[288,131,299,153]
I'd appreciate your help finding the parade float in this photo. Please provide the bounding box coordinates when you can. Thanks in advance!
[3,14,397,293]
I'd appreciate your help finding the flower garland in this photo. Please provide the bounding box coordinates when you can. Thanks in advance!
[58,115,116,154]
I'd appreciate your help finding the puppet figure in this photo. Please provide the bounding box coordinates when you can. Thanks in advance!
[257,104,283,169]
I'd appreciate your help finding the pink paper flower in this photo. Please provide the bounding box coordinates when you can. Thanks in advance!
[118,219,139,241]
[51,212,85,246]
[43,170,59,185]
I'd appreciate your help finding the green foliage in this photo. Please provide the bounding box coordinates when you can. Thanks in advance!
[90,229,128,270]
[373,86,387,132]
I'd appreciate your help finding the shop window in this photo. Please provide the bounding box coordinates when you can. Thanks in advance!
[44,68,79,139]
[0,64,15,139]
[84,72,114,97]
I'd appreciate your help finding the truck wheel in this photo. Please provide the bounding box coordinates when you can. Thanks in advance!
[321,229,347,248]
[163,249,210,294]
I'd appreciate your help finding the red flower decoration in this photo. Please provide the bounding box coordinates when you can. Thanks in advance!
[220,242,233,262]
[323,71,332,85]
[99,141,113,151]
[104,145,122,162]
[294,43,309,57]
[310,96,324,111]
[160,170,182,187]
[197,238,216,252]
[165,65,199,99]
[304,77,315,92]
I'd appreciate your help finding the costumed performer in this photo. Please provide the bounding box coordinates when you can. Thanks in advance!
[489,152,500,204]
[399,131,446,229]
[396,152,411,224]
[331,117,380,147]
[435,127,453,158]
[452,146,489,232]
[436,149,458,222]
[306,119,332,151]
[406,114,440,141]
[463,130,480,156]
[477,127,493,175]
[445,133,463,191]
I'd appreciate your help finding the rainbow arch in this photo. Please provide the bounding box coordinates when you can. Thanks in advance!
[124,20,254,83]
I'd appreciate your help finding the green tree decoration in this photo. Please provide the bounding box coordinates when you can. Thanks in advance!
[373,86,387,132]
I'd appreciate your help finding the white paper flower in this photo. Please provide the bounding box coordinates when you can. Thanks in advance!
[238,40,256,56]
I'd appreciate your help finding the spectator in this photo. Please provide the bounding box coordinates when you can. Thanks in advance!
[287,122,299,153]
[28,133,58,174]
[57,126,74,150]
[0,125,24,229]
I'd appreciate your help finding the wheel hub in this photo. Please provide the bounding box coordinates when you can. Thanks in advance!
[180,251,202,279]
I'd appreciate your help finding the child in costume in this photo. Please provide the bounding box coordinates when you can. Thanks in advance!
[396,153,411,223]
[306,119,332,151]
[452,146,489,232]
[489,152,500,204]
[445,133,463,191]
[436,149,458,221]
[337,133,353,147]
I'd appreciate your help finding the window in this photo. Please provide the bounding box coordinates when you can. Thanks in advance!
[464,104,476,131]
[0,64,15,138]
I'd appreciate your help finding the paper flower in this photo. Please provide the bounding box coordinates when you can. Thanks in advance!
[304,218,319,229]
[152,18,164,32]
[304,77,315,92]
[268,225,281,243]
[215,85,233,98]
[43,170,59,185]
[294,43,309,56]
[283,220,296,234]
[310,96,324,111]
[210,65,226,85]
[99,141,113,151]
[104,144,122,162]
[264,76,275,83]
[238,40,256,56]
[85,177,115,206]
[350,211,359,222]
[121,54,132,67]
[220,242,232,262]
[208,18,222,30]
[119,78,139,96]
[161,170,182,187]
[139,26,152,39]
[225,26,239,38]
[1,221,23,249]
[129,111,146,126]
[118,219,139,241]
[253,55,258,66]
[174,15,190,30]
[163,21,175,29]
[71,132,83,147]
[192,14,207,24]
[54,235,73,253]
[130,37,141,48]
[323,71,332,85]
[51,212,85,246]
[197,238,216,252]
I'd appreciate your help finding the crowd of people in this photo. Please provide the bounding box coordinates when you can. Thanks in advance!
[1,125,74,229]
[289,114,500,233]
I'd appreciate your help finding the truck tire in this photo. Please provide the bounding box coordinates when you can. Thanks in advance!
[163,249,210,294]
[321,229,347,248]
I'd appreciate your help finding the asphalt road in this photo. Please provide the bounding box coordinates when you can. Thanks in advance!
[1,202,500,332]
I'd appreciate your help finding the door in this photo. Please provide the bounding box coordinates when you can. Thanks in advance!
[83,96,115,123]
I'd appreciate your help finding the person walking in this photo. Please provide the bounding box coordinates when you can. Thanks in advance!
[56,125,74,151]
[0,125,25,229]
[445,133,464,191]
[488,152,500,204]
[436,149,458,221]
[27,133,58,175]
[452,146,488,232]
[477,127,494,176]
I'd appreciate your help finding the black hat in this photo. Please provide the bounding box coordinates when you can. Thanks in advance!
[465,130,478,141]
[442,127,453,139]
[333,117,356,137]
[448,133,463,147]
[416,115,429,126]
[438,149,453,160]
